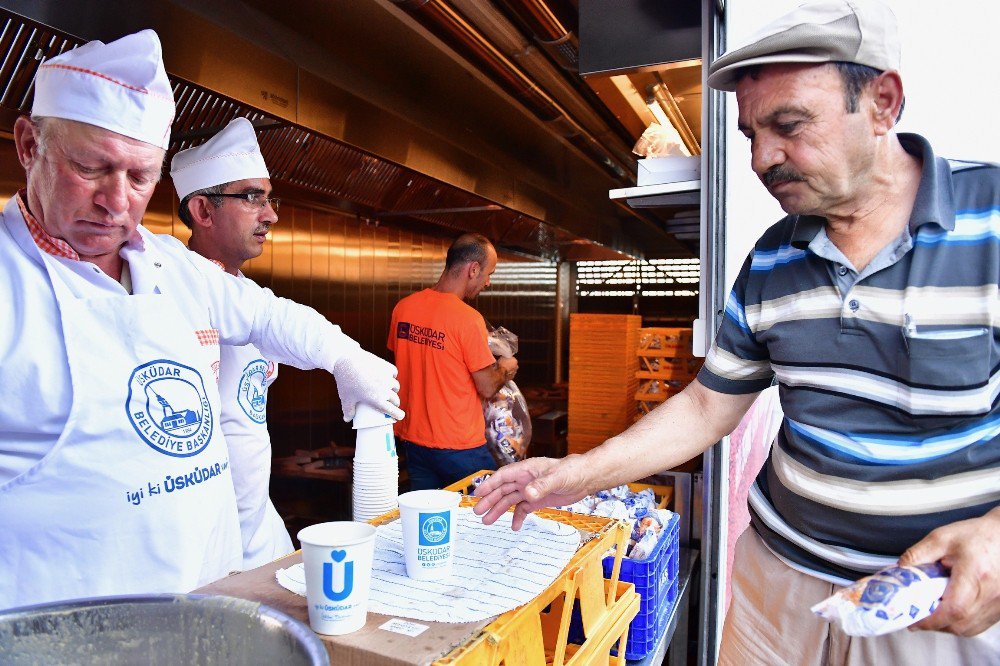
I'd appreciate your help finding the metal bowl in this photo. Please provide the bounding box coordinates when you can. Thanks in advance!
[0,594,329,665]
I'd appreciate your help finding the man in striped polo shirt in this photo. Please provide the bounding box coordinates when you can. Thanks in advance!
[475,1,1000,662]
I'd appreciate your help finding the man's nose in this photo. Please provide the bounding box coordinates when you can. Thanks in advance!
[94,173,130,217]
[751,134,785,179]
[261,202,278,225]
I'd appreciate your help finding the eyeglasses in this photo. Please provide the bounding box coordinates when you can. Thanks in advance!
[213,192,281,211]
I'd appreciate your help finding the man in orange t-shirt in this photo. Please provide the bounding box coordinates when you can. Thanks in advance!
[388,234,518,490]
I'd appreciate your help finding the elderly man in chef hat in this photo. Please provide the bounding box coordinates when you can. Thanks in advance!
[0,30,402,611]
[170,118,292,569]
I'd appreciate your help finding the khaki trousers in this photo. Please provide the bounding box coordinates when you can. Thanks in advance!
[719,529,1000,665]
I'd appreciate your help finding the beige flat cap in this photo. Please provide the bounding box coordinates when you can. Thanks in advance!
[707,0,900,92]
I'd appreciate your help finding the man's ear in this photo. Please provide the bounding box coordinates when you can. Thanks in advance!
[467,261,481,280]
[13,116,41,172]
[868,70,904,136]
[186,196,215,229]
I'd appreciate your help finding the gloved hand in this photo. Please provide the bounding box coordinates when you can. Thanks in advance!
[333,348,404,422]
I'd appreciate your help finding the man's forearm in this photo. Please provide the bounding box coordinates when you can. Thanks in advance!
[573,381,760,495]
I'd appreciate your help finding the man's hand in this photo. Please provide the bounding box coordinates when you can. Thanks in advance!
[498,356,518,381]
[333,348,405,422]
[473,357,518,399]
[473,455,591,530]
[899,508,1000,636]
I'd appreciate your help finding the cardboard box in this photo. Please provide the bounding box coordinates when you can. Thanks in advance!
[636,156,700,187]
[195,553,491,665]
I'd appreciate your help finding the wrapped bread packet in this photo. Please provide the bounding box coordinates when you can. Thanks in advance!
[811,562,949,637]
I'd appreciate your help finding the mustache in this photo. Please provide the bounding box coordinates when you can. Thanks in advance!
[761,166,805,187]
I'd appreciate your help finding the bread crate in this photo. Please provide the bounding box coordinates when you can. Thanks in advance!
[603,511,681,659]
[371,477,642,665]
[634,327,700,419]
[558,481,680,660]
[452,474,681,660]
[638,327,694,354]
[568,314,640,453]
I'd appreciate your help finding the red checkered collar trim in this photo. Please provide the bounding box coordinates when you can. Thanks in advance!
[15,189,146,260]
[16,190,79,260]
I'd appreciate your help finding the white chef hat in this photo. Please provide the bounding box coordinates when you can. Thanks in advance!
[31,29,174,149]
[169,117,270,200]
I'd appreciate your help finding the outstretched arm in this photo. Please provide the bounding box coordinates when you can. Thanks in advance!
[473,379,759,529]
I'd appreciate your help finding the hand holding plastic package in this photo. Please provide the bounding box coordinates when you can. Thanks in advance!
[483,326,531,466]
[333,348,404,422]
[811,562,949,637]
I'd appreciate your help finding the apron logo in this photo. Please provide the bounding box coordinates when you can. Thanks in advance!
[126,359,214,457]
[237,359,270,424]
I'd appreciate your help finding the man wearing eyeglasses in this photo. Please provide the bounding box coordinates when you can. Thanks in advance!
[170,117,293,569]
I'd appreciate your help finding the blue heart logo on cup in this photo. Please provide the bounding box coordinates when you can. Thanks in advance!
[331,549,347,562]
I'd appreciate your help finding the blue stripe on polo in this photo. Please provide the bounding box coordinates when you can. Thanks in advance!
[787,414,1000,465]
[724,291,751,333]
[915,208,1000,246]
[749,243,808,271]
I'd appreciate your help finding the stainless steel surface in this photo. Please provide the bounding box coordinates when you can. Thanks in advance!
[0,2,691,260]
[184,200,558,456]
[699,0,729,662]
[652,471,692,548]
[553,261,572,383]
[0,594,329,666]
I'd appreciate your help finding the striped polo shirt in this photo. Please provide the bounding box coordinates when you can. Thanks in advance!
[698,133,1000,583]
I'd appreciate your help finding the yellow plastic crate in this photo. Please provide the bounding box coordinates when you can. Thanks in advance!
[369,476,638,665]
[638,327,694,356]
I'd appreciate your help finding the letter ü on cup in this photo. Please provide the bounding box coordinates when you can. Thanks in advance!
[397,490,461,580]
[297,521,377,635]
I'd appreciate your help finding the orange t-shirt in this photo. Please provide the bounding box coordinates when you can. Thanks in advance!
[388,289,496,449]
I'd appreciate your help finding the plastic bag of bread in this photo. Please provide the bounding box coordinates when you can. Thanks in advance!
[811,562,949,636]
[483,326,531,466]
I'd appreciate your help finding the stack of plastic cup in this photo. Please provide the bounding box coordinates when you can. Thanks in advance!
[352,403,399,522]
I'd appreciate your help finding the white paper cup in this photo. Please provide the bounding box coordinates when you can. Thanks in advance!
[355,425,397,460]
[297,522,377,635]
[353,403,394,430]
[397,490,461,580]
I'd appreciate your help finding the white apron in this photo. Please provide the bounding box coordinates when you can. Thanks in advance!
[218,337,293,568]
[0,206,242,609]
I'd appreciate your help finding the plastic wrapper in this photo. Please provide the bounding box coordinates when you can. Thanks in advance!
[559,486,674,560]
[483,326,532,467]
[632,122,687,158]
[811,562,949,637]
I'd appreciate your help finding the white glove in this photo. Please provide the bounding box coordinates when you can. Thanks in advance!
[333,349,404,422]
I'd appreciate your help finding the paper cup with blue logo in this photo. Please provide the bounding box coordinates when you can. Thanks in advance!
[355,424,397,461]
[397,490,461,580]
[353,402,394,430]
[297,521,377,635]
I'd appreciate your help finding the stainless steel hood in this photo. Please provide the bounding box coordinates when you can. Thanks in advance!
[0,0,696,259]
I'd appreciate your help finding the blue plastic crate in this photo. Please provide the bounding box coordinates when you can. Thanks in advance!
[567,512,681,659]
[603,512,681,660]
[620,576,679,658]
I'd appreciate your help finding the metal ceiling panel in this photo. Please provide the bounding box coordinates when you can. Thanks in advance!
[0,3,694,260]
